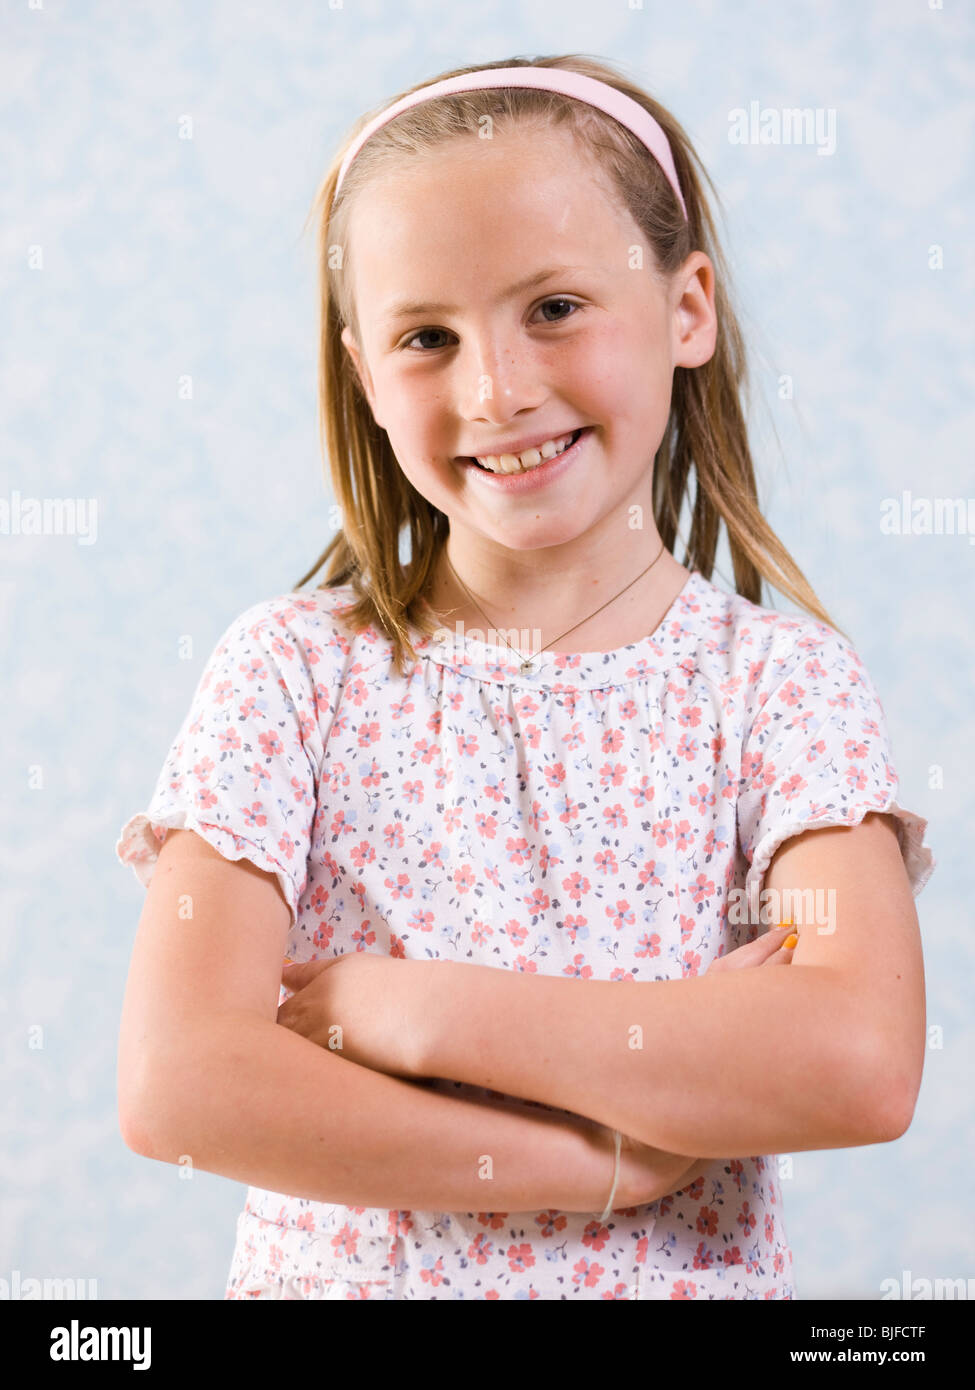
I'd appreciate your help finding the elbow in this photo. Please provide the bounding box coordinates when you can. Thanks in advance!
[847,1029,923,1145]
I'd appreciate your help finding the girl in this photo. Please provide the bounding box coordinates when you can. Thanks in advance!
[117,54,935,1300]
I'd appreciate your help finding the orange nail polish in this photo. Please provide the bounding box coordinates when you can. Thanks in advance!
[784,933,799,950]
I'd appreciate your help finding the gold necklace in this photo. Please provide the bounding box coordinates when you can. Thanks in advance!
[442,540,667,674]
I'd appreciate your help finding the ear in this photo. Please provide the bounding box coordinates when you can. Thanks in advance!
[341,325,384,427]
[670,252,717,371]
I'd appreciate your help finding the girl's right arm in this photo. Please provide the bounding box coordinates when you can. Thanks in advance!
[117,829,694,1214]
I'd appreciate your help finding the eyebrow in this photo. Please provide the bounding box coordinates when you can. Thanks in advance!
[379,265,597,323]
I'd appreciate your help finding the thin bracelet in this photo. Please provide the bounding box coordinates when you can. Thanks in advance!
[598,1129,623,1223]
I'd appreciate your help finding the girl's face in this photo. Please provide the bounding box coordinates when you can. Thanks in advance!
[341,122,715,566]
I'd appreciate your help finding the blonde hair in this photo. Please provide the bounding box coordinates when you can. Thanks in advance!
[294,52,847,677]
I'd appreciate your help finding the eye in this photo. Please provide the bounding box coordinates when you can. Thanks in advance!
[400,297,582,352]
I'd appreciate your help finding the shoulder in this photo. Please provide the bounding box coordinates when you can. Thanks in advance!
[210,584,368,676]
[684,573,869,725]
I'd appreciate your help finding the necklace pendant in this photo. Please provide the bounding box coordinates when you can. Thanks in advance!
[520,659,533,674]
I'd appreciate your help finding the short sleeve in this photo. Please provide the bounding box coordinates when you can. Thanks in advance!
[115,596,327,929]
[736,622,935,918]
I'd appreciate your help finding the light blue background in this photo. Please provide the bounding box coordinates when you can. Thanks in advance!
[2,0,971,1301]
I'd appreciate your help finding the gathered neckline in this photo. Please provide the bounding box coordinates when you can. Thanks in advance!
[410,569,710,688]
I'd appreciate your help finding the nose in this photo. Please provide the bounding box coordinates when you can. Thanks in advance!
[457,327,548,424]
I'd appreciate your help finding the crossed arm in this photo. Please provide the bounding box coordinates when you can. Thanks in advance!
[284,812,926,1158]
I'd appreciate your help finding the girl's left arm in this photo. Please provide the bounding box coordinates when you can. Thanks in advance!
[409,813,926,1158]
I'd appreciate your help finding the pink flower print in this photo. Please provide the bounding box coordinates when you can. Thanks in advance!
[360,760,382,789]
[351,925,376,951]
[402,780,423,804]
[535,1211,567,1237]
[505,920,529,947]
[330,1224,359,1258]
[671,1279,698,1299]
[444,805,462,833]
[773,1251,785,1274]
[475,810,498,839]
[276,832,296,862]
[523,887,550,920]
[692,1242,714,1270]
[557,794,582,824]
[572,1257,604,1289]
[311,923,334,951]
[679,913,695,944]
[347,677,369,707]
[610,967,635,981]
[192,756,215,784]
[388,1211,413,1240]
[329,809,355,838]
[603,803,628,831]
[606,899,635,932]
[563,954,593,980]
[602,1282,632,1300]
[635,932,661,958]
[689,873,715,905]
[485,1290,500,1300]
[779,679,806,708]
[505,836,531,866]
[294,1210,315,1234]
[384,873,412,901]
[728,1159,745,1191]
[310,884,330,915]
[242,802,267,829]
[420,1256,446,1287]
[452,863,476,893]
[210,678,233,707]
[804,737,827,764]
[562,872,591,905]
[217,728,242,753]
[765,1213,775,1244]
[239,657,268,683]
[696,1206,719,1236]
[582,1221,610,1252]
[383,822,404,850]
[389,933,406,959]
[599,761,626,789]
[637,859,662,889]
[682,949,702,977]
[483,776,506,803]
[477,1212,508,1229]
[470,919,493,946]
[468,1234,493,1265]
[601,727,624,754]
[407,909,434,933]
[249,761,271,793]
[290,775,312,807]
[563,722,585,752]
[195,786,218,812]
[543,763,566,788]
[562,914,588,944]
[627,768,659,805]
[536,842,560,873]
[507,1243,535,1273]
[688,783,715,813]
[456,732,478,758]
[722,1246,744,1267]
[737,1201,757,1236]
[650,818,674,848]
[270,634,295,663]
[350,841,376,870]
[779,772,808,801]
[514,956,537,973]
[593,848,619,876]
[845,764,868,792]
[357,721,381,747]
[681,1176,705,1202]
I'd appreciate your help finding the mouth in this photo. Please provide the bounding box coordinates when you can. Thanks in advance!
[458,426,591,490]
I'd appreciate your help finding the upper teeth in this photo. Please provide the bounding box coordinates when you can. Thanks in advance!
[474,430,578,474]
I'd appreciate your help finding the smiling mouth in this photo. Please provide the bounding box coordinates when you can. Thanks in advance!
[462,428,586,473]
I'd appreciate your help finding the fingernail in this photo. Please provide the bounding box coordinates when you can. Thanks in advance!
[783,934,799,950]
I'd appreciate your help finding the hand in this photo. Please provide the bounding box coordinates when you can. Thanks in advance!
[276,953,431,1079]
[618,923,800,1206]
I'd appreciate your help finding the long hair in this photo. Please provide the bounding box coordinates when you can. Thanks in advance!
[294,52,846,678]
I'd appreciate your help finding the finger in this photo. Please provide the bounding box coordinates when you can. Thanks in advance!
[280,957,332,985]
[767,932,800,965]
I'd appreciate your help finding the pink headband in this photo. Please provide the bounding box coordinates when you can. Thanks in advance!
[334,66,689,221]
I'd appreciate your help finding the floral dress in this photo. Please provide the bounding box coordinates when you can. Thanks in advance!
[116,568,935,1299]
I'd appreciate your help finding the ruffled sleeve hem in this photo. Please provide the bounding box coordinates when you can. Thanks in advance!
[115,810,301,929]
[744,797,936,918]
